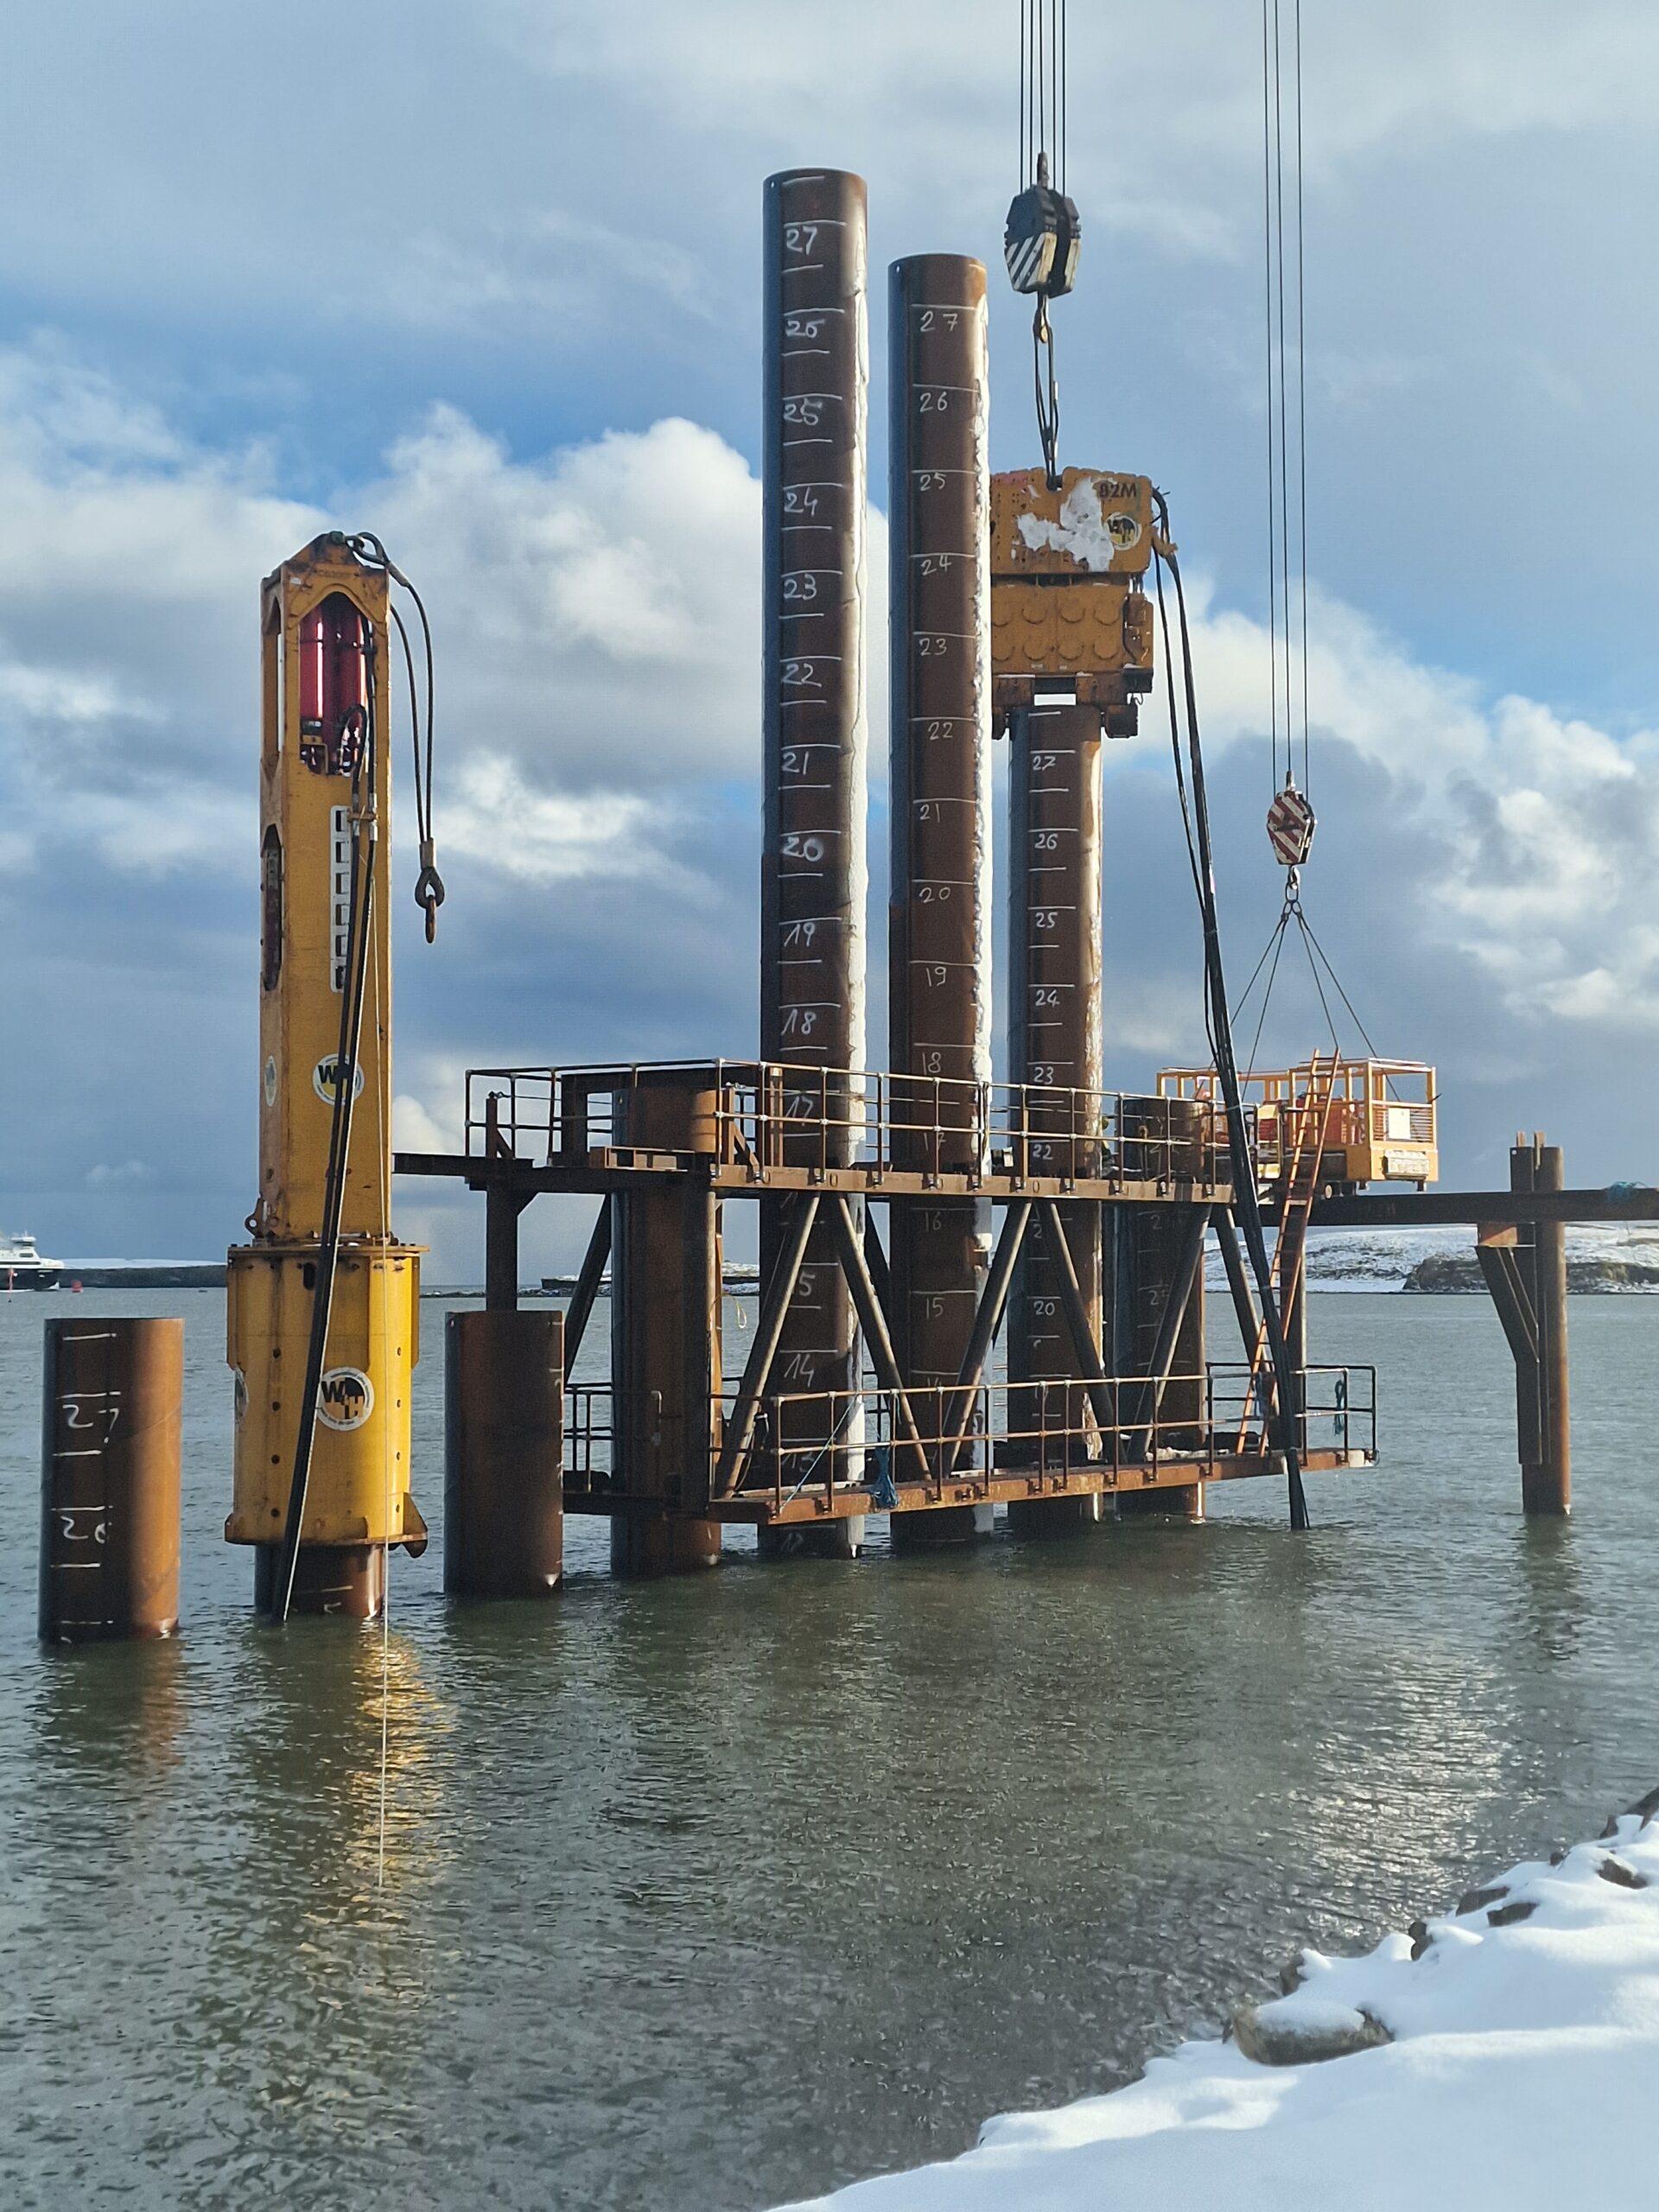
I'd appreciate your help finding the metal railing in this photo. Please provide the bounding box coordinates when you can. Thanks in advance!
[559,1363,1376,1512]
[467,1059,1238,1191]
[1158,1058,1435,1183]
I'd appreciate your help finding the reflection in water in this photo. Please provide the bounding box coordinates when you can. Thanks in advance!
[1,1289,1657,2210]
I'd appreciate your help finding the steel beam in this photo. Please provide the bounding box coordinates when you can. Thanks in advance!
[1308,1187,1659,1227]
[938,1197,1032,1476]
[562,1198,611,1380]
[825,1195,931,1484]
[714,1192,820,1499]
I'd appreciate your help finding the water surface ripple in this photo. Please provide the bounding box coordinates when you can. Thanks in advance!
[2,1291,1655,2209]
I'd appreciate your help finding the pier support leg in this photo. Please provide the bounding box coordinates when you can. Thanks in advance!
[486,1184,528,1313]
[610,1081,724,1576]
[445,1310,563,1598]
[1480,1138,1571,1517]
[41,1317,182,1643]
[1529,1141,1571,1516]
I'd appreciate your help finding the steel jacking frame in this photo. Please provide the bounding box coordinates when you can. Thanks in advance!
[411,1151,1370,1522]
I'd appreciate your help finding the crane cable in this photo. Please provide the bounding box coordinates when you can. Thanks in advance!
[1154,488,1311,1532]
[1011,0,1074,488]
[346,531,446,942]
[1246,3,1394,1083]
[1262,0,1311,808]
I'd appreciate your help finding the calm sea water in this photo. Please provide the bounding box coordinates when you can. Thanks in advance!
[2,1287,1656,2209]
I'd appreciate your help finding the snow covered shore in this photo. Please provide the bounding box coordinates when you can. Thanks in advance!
[782,1789,1659,2211]
[1288,1220,1659,1292]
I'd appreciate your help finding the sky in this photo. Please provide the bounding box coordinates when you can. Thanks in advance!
[3,0,1658,1279]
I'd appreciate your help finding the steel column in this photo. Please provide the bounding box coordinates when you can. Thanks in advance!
[41,1317,181,1643]
[760,166,869,1524]
[486,1183,525,1313]
[445,1310,563,1598]
[1006,701,1103,1529]
[887,251,993,1543]
[610,1082,723,1575]
[1509,1140,1544,1510]
[1530,1141,1571,1516]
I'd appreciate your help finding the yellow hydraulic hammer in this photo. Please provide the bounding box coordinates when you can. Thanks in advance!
[226,534,425,1618]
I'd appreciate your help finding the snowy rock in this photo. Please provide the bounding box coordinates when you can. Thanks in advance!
[1456,1881,1510,1915]
[1597,1857,1649,1891]
[1230,1996,1393,2067]
[1486,1897,1538,1927]
[779,1790,1659,2212]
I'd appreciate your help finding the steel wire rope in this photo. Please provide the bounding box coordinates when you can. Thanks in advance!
[1153,487,1310,1529]
[1292,902,1342,1057]
[1261,0,1281,797]
[369,900,394,1897]
[1243,909,1293,1078]
[1271,0,1294,776]
[1293,0,1311,793]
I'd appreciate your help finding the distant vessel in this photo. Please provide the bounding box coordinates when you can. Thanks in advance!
[1,1231,63,1290]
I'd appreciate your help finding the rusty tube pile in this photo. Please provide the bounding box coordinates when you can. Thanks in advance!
[760,168,869,1525]
[887,254,994,1530]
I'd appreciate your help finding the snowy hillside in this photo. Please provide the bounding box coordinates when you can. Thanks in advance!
[1211,1222,1659,1293]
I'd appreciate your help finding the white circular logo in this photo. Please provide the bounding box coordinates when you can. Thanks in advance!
[313,1054,366,1106]
[1105,511,1142,553]
[263,1056,278,1108]
[317,1367,373,1432]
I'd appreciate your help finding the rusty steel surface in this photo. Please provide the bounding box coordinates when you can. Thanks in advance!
[562,1445,1370,1527]
[989,467,1155,728]
[989,469,1154,580]
[253,1540,385,1619]
[1006,702,1103,1478]
[444,1310,564,1597]
[1525,1141,1572,1516]
[609,1081,723,1575]
[761,168,869,1491]
[40,1317,181,1643]
[887,253,992,1420]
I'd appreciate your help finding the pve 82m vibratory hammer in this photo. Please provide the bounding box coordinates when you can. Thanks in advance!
[226,534,429,1620]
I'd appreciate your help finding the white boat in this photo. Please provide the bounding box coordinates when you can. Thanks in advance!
[1,1231,63,1290]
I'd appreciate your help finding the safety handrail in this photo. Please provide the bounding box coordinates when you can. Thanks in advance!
[463,1058,1243,1191]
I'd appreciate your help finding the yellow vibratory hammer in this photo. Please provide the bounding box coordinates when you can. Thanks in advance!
[226,532,438,1620]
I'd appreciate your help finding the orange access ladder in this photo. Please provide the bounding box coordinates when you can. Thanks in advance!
[1235,1050,1338,1451]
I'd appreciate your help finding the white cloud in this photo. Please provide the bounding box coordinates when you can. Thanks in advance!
[441,757,689,888]
[0,353,769,889]
[86,1158,156,1188]
[391,1092,462,1157]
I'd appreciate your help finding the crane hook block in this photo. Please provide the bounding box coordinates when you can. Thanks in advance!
[1267,780,1316,868]
[1004,157,1081,300]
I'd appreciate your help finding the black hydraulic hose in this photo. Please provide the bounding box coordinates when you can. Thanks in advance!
[1154,491,1310,1529]
[270,683,380,1619]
